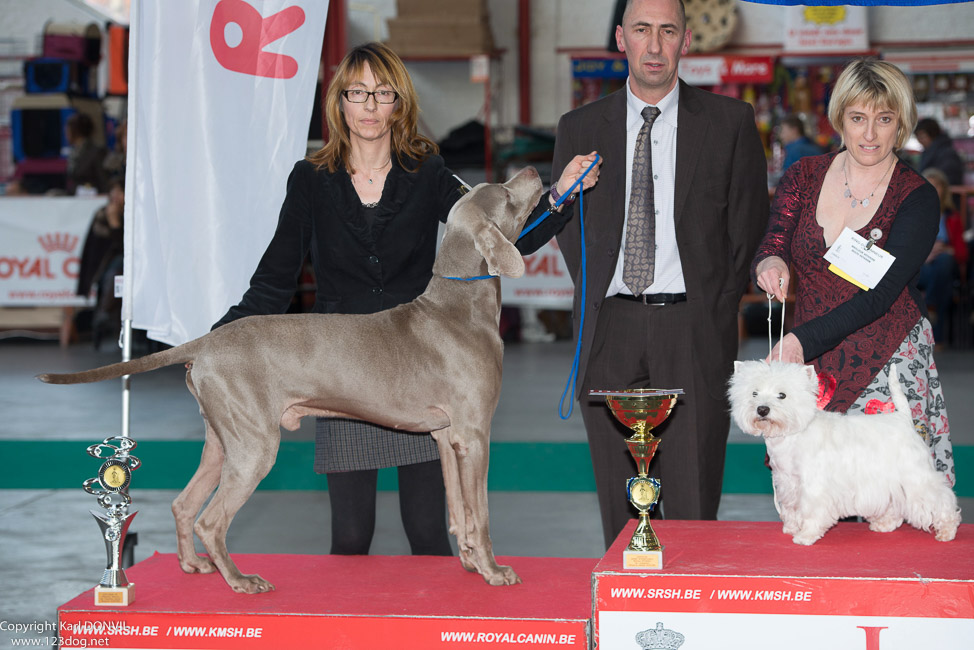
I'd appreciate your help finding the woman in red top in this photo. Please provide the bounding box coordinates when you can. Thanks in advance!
[753,59,955,487]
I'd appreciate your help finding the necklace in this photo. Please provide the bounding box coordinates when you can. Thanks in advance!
[842,154,896,208]
[352,158,391,185]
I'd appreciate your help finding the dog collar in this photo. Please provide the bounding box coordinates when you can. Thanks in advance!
[441,274,496,281]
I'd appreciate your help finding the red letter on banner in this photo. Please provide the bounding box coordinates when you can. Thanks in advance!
[857,626,887,650]
[210,0,305,79]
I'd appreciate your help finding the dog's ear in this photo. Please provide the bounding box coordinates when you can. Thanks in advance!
[475,222,525,278]
[803,365,817,383]
[734,360,744,374]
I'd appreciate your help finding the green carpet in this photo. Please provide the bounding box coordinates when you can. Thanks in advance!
[2,440,970,497]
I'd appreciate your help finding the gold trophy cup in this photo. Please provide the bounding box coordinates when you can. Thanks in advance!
[590,389,683,570]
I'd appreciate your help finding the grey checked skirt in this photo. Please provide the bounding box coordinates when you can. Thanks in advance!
[314,417,440,473]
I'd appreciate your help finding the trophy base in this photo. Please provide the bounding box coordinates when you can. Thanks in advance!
[95,583,134,606]
[623,548,663,570]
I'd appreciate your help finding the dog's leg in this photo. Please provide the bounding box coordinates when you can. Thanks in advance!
[453,434,520,586]
[432,429,474,572]
[790,504,834,545]
[174,371,223,575]
[906,477,961,542]
[173,428,223,575]
[192,429,281,594]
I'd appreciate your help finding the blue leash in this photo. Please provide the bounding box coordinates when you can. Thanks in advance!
[444,155,601,420]
[519,155,600,420]
[554,163,593,420]
[518,154,600,240]
[518,154,602,420]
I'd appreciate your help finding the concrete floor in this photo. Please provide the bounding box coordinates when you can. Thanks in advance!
[1,334,971,646]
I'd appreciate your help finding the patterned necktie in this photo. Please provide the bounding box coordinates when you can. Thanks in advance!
[623,105,662,296]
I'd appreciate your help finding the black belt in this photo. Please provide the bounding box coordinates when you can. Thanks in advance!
[613,292,687,305]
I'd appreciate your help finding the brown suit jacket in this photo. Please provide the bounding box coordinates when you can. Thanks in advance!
[550,81,769,400]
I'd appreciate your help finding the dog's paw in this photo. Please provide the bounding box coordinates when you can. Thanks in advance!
[229,573,275,594]
[934,524,958,542]
[179,554,217,575]
[791,531,823,546]
[484,565,521,586]
[867,515,903,533]
[781,520,800,536]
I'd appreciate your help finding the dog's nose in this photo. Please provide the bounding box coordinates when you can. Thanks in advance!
[756,405,770,417]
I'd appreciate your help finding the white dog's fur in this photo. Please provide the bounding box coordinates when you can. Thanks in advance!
[728,360,960,545]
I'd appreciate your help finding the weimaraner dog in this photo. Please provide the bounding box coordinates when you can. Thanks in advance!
[40,167,545,594]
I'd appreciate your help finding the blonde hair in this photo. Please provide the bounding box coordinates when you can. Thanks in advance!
[922,167,955,212]
[307,42,437,173]
[828,58,917,150]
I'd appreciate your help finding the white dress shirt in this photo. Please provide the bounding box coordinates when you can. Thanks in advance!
[606,79,686,297]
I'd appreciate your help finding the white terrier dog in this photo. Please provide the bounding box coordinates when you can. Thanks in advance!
[728,360,960,545]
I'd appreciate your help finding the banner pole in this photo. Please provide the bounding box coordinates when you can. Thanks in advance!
[120,321,132,437]
[119,0,142,440]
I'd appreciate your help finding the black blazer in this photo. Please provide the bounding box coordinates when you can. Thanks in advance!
[215,154,564,327]
[544,81,770,399]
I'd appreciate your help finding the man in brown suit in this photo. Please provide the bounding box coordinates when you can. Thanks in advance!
[541,0,769,547]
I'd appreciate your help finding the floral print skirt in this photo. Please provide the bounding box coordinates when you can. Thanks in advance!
[848,317,955,487]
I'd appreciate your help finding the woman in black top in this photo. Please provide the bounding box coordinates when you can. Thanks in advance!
[215,42,599,556]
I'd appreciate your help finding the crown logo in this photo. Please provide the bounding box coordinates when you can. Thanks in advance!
[636,622,685,650]
[38,232,79,253]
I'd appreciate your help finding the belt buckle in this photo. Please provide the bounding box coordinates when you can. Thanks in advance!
[642,294,665,306]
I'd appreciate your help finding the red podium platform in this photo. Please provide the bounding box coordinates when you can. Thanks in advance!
[593,520,974,649]
[58,553,595,649]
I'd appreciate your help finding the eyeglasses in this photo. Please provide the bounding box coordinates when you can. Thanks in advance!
[342,89,398,104]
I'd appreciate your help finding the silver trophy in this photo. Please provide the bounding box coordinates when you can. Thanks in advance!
[83,436,140,606]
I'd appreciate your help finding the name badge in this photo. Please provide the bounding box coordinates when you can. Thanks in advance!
[823,227,895,291]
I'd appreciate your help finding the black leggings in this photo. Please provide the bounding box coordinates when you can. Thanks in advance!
[327,459,453,556]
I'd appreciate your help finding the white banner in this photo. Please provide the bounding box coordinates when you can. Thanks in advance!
[502,239,574,309]
[0,197,102,306]
[783,6,868,54]
[126,0,328,346]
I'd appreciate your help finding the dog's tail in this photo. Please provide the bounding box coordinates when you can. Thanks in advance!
[888,369,911,416]
[37,338,204,385]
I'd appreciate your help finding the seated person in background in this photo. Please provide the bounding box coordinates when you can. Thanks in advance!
[915,117,964,186]
[780,114,823,171]
[65,113,108,195]
[77,178,125,348]
[917,168,967,345]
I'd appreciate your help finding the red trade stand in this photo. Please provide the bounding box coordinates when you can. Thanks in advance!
[592,520,973,649]
[58,553,594,649]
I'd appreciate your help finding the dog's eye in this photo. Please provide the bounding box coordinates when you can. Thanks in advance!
[778,392,786,399]
[752,391,757,397]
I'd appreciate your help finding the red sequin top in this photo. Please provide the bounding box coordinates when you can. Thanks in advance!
[752,152,939,412]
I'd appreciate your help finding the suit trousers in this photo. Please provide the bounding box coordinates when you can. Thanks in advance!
[579,296,730,549]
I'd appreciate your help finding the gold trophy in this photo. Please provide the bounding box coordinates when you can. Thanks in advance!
[590,389,683,570]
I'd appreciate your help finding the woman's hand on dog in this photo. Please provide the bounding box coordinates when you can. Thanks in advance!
[756,256,790,303]
[767,332,804,364]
